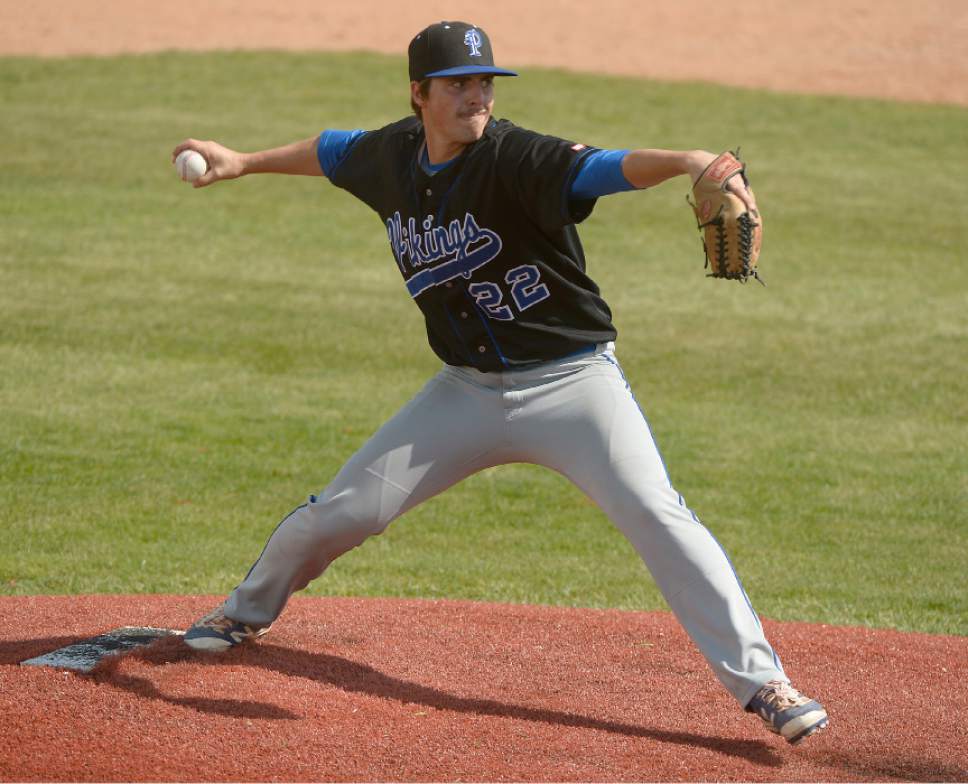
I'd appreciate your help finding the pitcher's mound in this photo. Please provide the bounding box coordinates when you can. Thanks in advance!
[1,594,965,781]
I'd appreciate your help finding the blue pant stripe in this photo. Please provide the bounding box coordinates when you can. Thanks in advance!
[240,502,309,584]
[604,353,781,670]
[603,353,672,485]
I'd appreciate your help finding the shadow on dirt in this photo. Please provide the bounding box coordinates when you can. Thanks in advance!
[0,636,84,664]
[81,637,783,766]
[8,635,965,779]
[807,749,968,783]
[2,635,299,720]
[96,668,299,720]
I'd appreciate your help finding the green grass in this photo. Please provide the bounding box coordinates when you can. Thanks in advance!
[1,52,965,635]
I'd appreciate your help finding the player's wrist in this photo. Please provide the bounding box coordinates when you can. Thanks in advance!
[684,150,717,184]
[237,151,256,177]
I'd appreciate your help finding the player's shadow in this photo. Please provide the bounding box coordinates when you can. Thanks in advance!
[0,636,83,665]
[85,637,782,765]
[815,750,968,783]
[12,636,966,780]
[2,635,298,720]
[4,635,780,764]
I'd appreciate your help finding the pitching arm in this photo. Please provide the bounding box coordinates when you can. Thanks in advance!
[170,136,323,189]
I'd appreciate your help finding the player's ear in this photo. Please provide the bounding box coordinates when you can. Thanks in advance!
[410,81,426,109]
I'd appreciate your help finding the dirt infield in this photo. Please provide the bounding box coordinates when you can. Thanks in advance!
[1,595,966,782]
[1,0,966,105]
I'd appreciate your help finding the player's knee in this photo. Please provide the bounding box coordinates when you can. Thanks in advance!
[606,483,698,530]
[305,487,389,544]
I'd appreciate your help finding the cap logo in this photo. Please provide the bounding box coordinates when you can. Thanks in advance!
[464,28,483,57]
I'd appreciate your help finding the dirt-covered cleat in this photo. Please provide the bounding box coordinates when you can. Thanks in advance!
[183,604,271,651]
[747,680,829,745]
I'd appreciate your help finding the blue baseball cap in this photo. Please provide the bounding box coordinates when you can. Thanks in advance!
[408,21,518,81]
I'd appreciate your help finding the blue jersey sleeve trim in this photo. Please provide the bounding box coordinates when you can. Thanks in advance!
[317,129,367,178]
[570,148,635,199]
[561,146,598,225]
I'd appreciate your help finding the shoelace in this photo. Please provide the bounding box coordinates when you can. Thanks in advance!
[198,606,235,632]
[759,680,809,710]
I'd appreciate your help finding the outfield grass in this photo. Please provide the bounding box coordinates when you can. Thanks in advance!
[1,52,965,635]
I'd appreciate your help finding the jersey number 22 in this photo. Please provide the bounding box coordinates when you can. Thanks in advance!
[468,264,550,321]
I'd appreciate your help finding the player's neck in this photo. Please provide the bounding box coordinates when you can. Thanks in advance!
[418,145,457,176]
[423,134,468,166]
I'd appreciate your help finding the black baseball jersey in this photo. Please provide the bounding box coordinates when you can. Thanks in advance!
[328,116,617,371]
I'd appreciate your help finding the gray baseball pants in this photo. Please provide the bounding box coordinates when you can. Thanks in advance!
[224,343,787,706]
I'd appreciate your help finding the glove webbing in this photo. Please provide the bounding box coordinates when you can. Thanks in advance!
[698,205,764,285]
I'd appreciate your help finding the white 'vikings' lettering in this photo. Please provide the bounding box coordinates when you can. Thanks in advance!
[386,212,504,298]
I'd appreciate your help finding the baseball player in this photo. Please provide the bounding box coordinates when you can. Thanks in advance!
[172,21,828,745]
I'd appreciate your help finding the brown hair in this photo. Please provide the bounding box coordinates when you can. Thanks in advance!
[410,78,432,119]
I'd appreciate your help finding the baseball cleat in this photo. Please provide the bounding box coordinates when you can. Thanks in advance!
[747,680,829,745]
[183,604,271,651]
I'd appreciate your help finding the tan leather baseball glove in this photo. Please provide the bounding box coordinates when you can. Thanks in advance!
[688,151,763,284]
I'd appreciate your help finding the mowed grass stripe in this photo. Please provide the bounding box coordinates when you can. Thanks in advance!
[1,52,965,634]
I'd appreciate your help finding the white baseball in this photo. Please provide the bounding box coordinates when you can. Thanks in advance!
[175,150,208,183]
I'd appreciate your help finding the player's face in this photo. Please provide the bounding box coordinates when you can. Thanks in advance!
[417,75,495,150]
